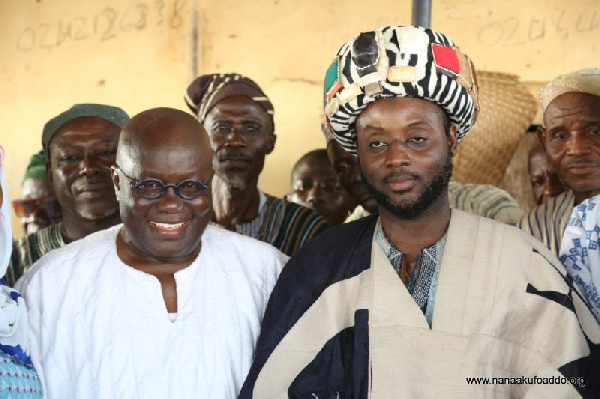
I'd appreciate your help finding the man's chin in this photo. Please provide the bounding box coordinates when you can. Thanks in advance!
[76,206,119,222]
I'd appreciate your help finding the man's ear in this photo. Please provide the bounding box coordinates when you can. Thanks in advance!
[266,133,277,155]
[111,166,121,201]
[537,126,547,150]
[448,124,459,157]
[45,160,53,184]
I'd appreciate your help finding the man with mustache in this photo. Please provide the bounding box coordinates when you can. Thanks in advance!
[519,69,600,256]
[185,74,328,256]
[240,26,599,398]
[17,108,287,397]
[327,132,525,225]
[6,104,128,286]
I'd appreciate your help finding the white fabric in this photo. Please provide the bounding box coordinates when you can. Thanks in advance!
[0,145,31,361]
[17,224,288,399]
[0,146,11,276]
[560,195,600,322]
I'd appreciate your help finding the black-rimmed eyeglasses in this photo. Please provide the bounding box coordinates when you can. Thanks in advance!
[113,164,210,200]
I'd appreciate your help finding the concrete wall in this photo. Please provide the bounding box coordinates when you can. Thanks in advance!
[2,0,599,236]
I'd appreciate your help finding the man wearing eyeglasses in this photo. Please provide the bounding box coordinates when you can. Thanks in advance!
[6,104,128,286]
[17,107,287,398]
[185,73,329,256]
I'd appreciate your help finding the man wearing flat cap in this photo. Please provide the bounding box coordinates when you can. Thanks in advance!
[185,73,328,256]
[240,26,599,398]
[6,103,128,286]
[519,68,600,256]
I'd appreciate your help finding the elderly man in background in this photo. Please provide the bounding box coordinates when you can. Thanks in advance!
[12,150,62,235]
[17,108,287,398]
[185,74,328,256]
[288,148,356,226]
[519,69,600,255]
[240,26,598,398]
[6,104,128,286]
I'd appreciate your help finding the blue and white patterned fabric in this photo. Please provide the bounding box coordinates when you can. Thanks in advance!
[0,146,42,398]
[560,195,600,323]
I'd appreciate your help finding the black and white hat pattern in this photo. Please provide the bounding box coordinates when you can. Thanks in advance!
[323,25,479,154]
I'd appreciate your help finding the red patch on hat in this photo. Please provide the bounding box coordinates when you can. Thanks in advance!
[432,44,460,74]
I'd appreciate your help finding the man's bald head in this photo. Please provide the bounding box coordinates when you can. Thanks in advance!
[112,107,215,265]
[117,107,212,172]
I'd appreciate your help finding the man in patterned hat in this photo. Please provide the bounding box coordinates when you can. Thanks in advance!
[240,26,598,398]
[185,74,328,256]
[519,69,600,256]
[6,103,129,286]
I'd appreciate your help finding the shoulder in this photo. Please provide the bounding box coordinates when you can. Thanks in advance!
[448,182,524,224]
[203,224,289,263]
[518,190,575,228]
[17,225,121,291]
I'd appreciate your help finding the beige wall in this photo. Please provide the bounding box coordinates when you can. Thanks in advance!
[2,0,599,236]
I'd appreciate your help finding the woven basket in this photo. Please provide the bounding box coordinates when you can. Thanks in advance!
[452,71,537,186]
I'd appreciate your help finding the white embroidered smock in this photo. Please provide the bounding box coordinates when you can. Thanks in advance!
[16,224,288,399]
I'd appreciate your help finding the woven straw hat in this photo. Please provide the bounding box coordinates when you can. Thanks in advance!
[452,71,537,186]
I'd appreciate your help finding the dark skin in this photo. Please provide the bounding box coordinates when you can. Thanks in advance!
[202,96,276,231]
[356,97,457,273]
[327,139,379,214]
[47,116,122,243]
[113,108,214,313]
[289,154,356,226]
[538,92,600,205]
[528,143,565,205]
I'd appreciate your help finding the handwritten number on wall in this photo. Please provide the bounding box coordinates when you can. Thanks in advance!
[16,0,187,52]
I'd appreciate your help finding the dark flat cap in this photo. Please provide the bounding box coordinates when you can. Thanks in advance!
[42,103,129,157]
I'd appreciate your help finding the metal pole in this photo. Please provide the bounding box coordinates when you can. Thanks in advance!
[412,0,432,28]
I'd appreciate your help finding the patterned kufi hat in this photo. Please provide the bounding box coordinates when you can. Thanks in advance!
[539,68,600,113]
[323,25,479,154]
[185,73,274,124]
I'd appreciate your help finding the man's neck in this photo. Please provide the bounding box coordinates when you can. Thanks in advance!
[212,174,261,230]
[61,212,121,244]
[379,195,451,272]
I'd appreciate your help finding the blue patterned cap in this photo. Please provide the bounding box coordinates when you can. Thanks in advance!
[323,25,479,154]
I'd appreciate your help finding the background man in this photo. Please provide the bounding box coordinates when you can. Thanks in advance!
[185,74,328,255]
[17,108,287,398]
[519,69,600,255]
[240,26,598,398]
[7,104,128,285]
[528,139,565,205]
[287,148,356,226]
[12,150,62,235]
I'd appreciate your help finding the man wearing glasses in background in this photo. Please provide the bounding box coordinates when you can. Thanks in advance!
[185,73,328,256]
[17,107,287,398]
[6,104,128,286]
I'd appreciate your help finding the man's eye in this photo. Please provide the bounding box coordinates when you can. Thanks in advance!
[369,141,387,149]
[58,155,79,163]
[409,137,427,143]
[213,124,231,133]
[243,124,262,134]
[336,162,350,174]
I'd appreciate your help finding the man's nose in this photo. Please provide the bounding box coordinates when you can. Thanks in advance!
[385,143,410,167]
[567,132,592,156]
